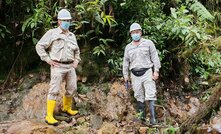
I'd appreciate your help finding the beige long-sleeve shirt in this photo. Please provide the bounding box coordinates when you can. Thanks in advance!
[123,38,161,80]
[36,27,81,63]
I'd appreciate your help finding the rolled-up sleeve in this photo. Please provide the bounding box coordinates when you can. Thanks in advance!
[149,41,161,72]
[123,46,130,80]
[73,35,81,64]
[74,46,81,64]
[35,30,53,63]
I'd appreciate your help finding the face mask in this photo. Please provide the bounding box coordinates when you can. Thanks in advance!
[131,33,141,41]
[60,21,70,30]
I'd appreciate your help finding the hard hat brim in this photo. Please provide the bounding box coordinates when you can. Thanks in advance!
[58,17,72,20]
[130,28,142,32]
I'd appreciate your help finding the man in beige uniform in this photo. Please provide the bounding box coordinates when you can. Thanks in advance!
[36,9,80,125]
[123,23,161,126]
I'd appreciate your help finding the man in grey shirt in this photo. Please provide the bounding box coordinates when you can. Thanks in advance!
[123,23,161,126]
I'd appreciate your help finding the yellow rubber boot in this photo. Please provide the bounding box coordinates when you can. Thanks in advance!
[45,100,59,126]
[62,96,78,115]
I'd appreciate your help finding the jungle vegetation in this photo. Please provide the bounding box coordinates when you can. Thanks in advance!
[0,0,221,91]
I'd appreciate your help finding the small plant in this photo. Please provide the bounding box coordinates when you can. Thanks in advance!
[77,83,91,94]
[93,38,115,56]
[107,55,123,76]
[164,126,179,134]
[146,127,159,134]
[135,111,143,120]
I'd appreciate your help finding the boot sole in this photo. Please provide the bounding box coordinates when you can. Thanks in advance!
[61,111,78,116]
[45,120,59,126]
[54,114,72,123]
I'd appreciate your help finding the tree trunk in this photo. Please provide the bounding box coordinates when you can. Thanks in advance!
[180,83,221,133]
[0,0,2,10]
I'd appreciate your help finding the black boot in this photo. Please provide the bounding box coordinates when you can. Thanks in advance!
[136,101,146,122]
[149,100,157,126]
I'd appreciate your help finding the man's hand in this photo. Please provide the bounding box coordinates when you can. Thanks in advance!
[47,60,60,67]
[124,78,128,83]
[152,71,159,80]
[73,62,78,68]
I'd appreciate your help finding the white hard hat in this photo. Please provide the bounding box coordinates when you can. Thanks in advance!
[129,23,142,32]
[57,9,72,20]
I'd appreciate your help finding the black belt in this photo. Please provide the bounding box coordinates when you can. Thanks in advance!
[53,60,73,64]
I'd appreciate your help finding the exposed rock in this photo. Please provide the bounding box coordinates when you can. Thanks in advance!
[90,115,103,129]
[187,97,200,115]
[7,120,57,134]
[9,82,49,120]
[86,81,134,121]
[105,94,127,120]
[211,116,221,133]
[9,82,67,120]
[2,78,218,134]
[0,104,9,121]
[75,100,91,116]
[97,122,118,134]
[86,89,107,115]
[73,127,89,134]
[77,117,86,125]
[18,73,40,90]
[139,127,148,134]
[168,97,187,123]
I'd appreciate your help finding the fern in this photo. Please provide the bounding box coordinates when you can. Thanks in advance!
[190,1,214,21]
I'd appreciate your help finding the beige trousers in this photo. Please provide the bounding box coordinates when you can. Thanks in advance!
[131,69,157,103]
[48,64,77,100]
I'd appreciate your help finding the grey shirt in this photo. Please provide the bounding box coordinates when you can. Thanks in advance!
[36,27,81,64]
[123,38,161,79]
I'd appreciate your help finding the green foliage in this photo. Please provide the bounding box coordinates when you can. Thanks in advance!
[161,4,220,82]
[22,0,56,44]
[1,0,221,87]
[165,6,210,47]
[107,53,123,76]
[192,41,221,79]
[189,0,214,21]
[93,38,114,56]
[75,0,116,28]
[101,83,110,95]
[135,111,143,120]
[93,44,106,56]
[201,91,212,102]
[77,83,91,94]
[146,127,159,134]
[0,24,11,39]
[164,126,179,134]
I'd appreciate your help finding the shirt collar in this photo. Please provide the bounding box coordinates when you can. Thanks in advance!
[139,38,145,43]
[131,37,145,46]
[56,27,72,36]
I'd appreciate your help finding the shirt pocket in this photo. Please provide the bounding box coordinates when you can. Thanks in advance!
[141,47,149,55]
[67,40,78,50]
[128,50,135,62]
[51,38,65,53]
